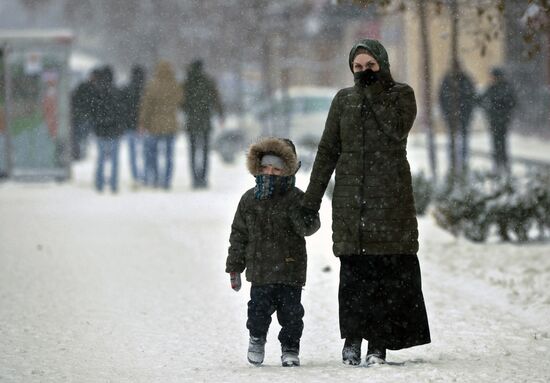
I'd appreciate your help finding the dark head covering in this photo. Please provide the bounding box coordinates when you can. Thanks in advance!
[348,38,394,88]
[348,38,390,73]
[130,65,145,86]
[491,67,505,78]
[189,59,204,73]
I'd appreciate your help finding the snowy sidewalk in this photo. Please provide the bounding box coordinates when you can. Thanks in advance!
[1,135,549,382]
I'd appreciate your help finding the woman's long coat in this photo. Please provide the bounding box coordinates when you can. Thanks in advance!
[302,80,419,256]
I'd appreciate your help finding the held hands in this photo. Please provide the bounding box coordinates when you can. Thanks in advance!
[229,272,241,292]
[301,206,318,228]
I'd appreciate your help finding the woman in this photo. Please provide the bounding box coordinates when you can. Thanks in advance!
[302,39,431,365]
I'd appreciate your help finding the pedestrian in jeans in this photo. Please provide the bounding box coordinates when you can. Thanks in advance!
[139,61,182,189]
[119,65,146,187]
[92,66,123,193]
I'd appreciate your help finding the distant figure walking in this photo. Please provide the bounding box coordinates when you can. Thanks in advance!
[139,61,182,190]
[119,65,146,186]
[71,69,99,160]
[91,66,123,193]
[182,59,224,189]
[480,67,517,175]
[438,66,477,175]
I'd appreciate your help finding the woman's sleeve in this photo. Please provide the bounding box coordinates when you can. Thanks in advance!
[366,83,417,142]
[288,197,320,237]
[302,92,343,212]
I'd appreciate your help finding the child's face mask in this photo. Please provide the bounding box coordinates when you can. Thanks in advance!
[254,174,295,200]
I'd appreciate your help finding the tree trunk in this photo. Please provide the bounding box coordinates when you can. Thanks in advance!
[280,8,292,140]
[418,1,438,182]
[261,37,273,137]
[448,0,460,184]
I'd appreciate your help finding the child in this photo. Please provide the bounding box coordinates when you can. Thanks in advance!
[226,137,320,367]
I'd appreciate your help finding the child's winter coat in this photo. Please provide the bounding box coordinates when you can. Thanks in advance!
[226,137,320,286]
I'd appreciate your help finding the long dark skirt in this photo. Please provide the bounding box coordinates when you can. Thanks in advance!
[339,254,431,350]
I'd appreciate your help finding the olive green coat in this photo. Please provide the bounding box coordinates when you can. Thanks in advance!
[226,137,320,286]
[302,80,419,256]
[226,187,319,286]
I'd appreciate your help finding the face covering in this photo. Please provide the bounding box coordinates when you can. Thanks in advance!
[254,175,295,200]
[354,69,379,87]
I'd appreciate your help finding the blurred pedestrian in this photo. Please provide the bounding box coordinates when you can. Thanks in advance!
[91,66,124,193]
[438,65,477,175]
[301,39,431,366]
[480,67,517,175]
[226,137,320,367]
[71,69,99,160]
[182,59,224,189]
[139,60,182,189]
[120,65,146,187]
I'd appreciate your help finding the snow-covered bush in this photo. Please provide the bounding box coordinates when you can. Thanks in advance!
[412,171,433,216]
[433,171,496,242]
[433,168,550,242]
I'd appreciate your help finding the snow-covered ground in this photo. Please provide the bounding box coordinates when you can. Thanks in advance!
[1,131,549,382]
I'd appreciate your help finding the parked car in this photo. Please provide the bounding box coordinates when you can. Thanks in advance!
[214,86,338,168]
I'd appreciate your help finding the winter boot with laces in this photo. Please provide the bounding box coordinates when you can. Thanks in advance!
[247,336,266,365]
[281,345,300,367]
[342,338,362,366]
[365,344,386,366]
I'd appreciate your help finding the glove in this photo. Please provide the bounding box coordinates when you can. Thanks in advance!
[301,206,318,227]
[353,68,379,87]
[230,272,241,292]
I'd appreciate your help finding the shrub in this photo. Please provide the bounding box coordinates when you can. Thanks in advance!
[432,168,550,242]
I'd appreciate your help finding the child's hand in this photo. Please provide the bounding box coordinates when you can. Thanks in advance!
[230,272,242,291]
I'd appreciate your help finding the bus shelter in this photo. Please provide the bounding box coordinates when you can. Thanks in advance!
[0,29,73,180]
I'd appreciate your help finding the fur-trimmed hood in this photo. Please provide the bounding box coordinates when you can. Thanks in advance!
[247,137,299,176]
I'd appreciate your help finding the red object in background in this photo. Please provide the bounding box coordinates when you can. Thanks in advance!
[354,21,380,41]
[42,74,58,138]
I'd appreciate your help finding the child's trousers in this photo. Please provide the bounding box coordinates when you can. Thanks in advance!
[247,284,304,350]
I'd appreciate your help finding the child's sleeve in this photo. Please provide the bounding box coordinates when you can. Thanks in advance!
[226,197,248,274]
[289,197,321,237]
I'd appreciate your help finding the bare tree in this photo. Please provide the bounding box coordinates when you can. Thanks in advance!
[418,1,438,181]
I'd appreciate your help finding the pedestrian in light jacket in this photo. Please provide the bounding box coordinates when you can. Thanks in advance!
[139,60,182,189]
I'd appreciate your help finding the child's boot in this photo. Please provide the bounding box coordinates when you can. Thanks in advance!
[247,336,266,365]
[281,345,300,367]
